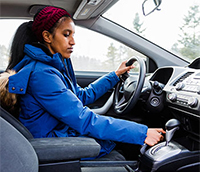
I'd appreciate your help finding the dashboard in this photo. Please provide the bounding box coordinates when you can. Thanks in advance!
[149,58,200,141]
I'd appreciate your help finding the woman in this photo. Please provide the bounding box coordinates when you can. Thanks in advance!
[7,6,164,160]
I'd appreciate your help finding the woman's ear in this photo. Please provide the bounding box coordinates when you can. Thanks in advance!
[42,31,52,44]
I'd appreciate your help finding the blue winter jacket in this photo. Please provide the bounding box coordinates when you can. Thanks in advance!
[9,44,148,158]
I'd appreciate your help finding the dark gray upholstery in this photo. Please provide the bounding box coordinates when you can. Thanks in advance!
[0,106,101,162]
[30,137,101,163]
[0,106,135,172]
[0,107,33,139]
[0,117,38,172]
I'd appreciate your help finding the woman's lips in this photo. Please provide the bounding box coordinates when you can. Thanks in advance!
[67,47,73,53]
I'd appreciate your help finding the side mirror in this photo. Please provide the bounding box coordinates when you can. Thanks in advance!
[142,0,162,16]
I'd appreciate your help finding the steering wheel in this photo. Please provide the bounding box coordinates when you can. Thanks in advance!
[113,56,146,114]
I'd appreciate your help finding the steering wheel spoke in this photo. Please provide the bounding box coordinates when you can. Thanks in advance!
[115,95,128,110]
[119,82,125,93]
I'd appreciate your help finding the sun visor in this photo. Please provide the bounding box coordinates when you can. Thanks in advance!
[73,0,115,20]
[29,5,47,16]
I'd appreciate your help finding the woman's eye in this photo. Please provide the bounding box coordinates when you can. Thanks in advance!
[64,34,69,37]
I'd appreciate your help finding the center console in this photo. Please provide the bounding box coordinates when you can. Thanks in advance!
[138,141,199,172]
[137,119,200,172]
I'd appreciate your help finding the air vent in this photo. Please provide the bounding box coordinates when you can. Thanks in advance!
[173,72,193,86]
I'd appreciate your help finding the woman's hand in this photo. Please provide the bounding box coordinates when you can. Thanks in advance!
[145,128,166,146]
[115,60,134,77]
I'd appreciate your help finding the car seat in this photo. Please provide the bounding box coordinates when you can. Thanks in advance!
[0,106,137,172]
[0,117,38,172]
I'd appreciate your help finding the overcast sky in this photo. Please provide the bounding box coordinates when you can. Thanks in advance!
[0,0,199,62]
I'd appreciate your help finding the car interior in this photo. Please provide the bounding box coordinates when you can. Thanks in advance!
[0,0,200,172]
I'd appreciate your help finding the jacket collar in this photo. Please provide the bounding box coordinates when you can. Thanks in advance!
[25,43,76,86]
[12,43,64,72]
[9,43,76,95]
[24,44,64,72]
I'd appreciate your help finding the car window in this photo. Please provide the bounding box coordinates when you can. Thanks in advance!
[103,0,200,62]
[71,26,146,73]
[0,19,29,71]
[0,19,146,73]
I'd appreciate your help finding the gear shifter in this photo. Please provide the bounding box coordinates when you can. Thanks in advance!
[165,119,181,146]
[140,118,181,155]
[139,119,192,172]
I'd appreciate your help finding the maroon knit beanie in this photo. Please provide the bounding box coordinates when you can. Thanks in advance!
[32,6,71,42]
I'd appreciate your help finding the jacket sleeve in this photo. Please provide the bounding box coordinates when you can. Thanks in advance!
[30,68,148,145]
[75,71,120,106]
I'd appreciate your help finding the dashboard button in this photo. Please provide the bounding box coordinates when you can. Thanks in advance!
[168,93,177,102]
[176,83,185,91]
[188,97,198,108]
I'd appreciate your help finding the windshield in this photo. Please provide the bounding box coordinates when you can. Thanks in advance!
[103,0,200,62]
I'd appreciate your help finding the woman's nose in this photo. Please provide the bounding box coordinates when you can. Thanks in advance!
[69,36,75,45]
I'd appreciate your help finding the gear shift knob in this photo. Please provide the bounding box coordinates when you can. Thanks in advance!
[165,119,181,146]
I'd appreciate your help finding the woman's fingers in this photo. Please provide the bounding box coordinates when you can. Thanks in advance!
[145,128,165,146]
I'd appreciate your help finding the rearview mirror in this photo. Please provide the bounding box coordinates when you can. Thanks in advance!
[142,0,162,16]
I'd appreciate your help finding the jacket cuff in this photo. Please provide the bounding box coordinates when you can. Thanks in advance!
[110,71,120,83]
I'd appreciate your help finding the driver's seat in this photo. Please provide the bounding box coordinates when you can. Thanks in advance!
[0,106,136,172]
[0,117,38,172]
[0,106,100,171]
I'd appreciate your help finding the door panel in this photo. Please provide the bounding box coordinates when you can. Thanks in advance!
[75,71,113,109]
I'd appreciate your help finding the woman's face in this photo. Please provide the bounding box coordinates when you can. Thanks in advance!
[45,17,75,59]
